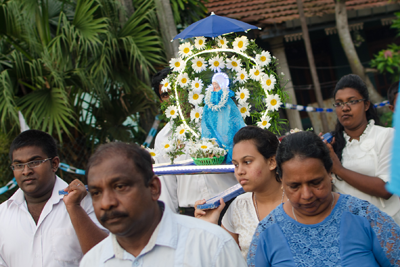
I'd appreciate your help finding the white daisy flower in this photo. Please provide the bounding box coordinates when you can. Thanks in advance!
[238,103,251,118]
[190,107,203,123]
[265,94,282,112]
[146,148,158,158]
[194,37,206,50]
[261,74,276,92]
[165,105,178,119]
[175,124,188,140]
[199,142,210,151]
[235,69,248,84]
[177,73,190,88]
[232,36,249,52]
[191,57,207,73]
[162,141,174,153]
[189,91,204,106]
[216,36,228,49]
[257,115,272,129]
[178,42,193,58]
[226,57,242,72]
[256,51,271,67]
[169,58,185,72]
[191,78,204,91]
[249,66,264,81]
[160,78,171,92]
[235,88,250,104]
[208,56,225,72]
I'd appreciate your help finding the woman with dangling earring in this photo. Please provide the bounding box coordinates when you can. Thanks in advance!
[247,131,400,267]
[195,126,285,259]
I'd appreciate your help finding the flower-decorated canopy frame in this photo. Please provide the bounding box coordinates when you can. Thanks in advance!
[162,35,287,146]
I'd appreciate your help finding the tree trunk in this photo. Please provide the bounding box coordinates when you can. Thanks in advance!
[296,0,329,133]
[154,0,179,60]
[118,0,135,24]
[335,0,382,103]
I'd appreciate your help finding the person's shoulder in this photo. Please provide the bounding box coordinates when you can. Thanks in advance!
[0,200,9,215]
[261,204,283,227]
[341,194,374,217]
[155,123,171,141]
[370,124,394,138]
[229,192,253,210]
[174,213,233,242]
[80,235,112,266]
[235,192,252,201]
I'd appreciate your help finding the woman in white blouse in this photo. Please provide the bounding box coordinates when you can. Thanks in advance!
[195,126,285,258]
[326,74,400,224]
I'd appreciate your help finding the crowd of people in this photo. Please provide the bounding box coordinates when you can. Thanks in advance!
[0,73,400,266]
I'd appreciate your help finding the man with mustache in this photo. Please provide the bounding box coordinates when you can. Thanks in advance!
[80,142,246,267]
[0,130,108,267]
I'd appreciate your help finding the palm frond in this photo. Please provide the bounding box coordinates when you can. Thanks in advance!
[0,70,18,130]
[17,88,75,140]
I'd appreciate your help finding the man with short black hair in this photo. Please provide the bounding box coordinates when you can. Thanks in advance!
[80,142,246,267]
[0,129,107,267]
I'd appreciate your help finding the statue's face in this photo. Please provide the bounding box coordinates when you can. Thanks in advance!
[212,82,221,91]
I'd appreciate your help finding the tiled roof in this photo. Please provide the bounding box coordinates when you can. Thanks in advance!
[205,0,391,26]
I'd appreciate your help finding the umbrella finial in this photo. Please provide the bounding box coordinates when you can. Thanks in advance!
[211,12,216,15]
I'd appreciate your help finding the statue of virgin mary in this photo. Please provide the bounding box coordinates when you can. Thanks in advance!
[201,72,246,163]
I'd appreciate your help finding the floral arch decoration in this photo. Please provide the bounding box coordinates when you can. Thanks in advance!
[159,35,288,158]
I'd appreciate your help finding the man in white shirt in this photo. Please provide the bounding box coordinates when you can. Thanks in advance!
[0,130,108,267]
[81,142,246,267]
[152,69,238,217]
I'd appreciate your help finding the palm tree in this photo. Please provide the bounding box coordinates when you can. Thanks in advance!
[0,0,165,141]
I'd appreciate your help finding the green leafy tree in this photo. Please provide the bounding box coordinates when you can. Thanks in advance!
[371,12,400,82]
[0,0,165,141]
[0,0,166,192]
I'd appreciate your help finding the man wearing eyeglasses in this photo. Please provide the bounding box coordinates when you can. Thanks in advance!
[0,130,107,267]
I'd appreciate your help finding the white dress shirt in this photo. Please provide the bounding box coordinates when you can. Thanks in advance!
[80,202,247,267]
[154,122,238,211]
[0,176,104,267]
[221,192,259,259]
[333,120,400,224]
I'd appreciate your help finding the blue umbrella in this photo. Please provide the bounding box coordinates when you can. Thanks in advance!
[173,12,260,40]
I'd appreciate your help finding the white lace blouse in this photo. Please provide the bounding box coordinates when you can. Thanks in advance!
[221,192,259,259]
[333,120,400,224]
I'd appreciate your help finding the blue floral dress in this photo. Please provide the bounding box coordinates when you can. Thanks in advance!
[201,89,245,163]
[247,194,400,267]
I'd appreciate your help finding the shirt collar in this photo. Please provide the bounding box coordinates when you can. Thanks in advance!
[7,176,67,208]
[343,119,374,142]
[101,201,178,263]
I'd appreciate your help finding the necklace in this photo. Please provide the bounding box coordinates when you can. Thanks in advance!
[204,87,229,111]
[291,192,335,222]
[254,189,285,221]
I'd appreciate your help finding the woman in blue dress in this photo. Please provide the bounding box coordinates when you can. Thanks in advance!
[247,131,400,267]
[201,72,246,163]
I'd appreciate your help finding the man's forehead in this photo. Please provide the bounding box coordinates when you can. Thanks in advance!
[87,154,141,182]
[12,146,46,161]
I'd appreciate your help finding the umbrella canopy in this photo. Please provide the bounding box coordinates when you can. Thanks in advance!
[173,12,260,40]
